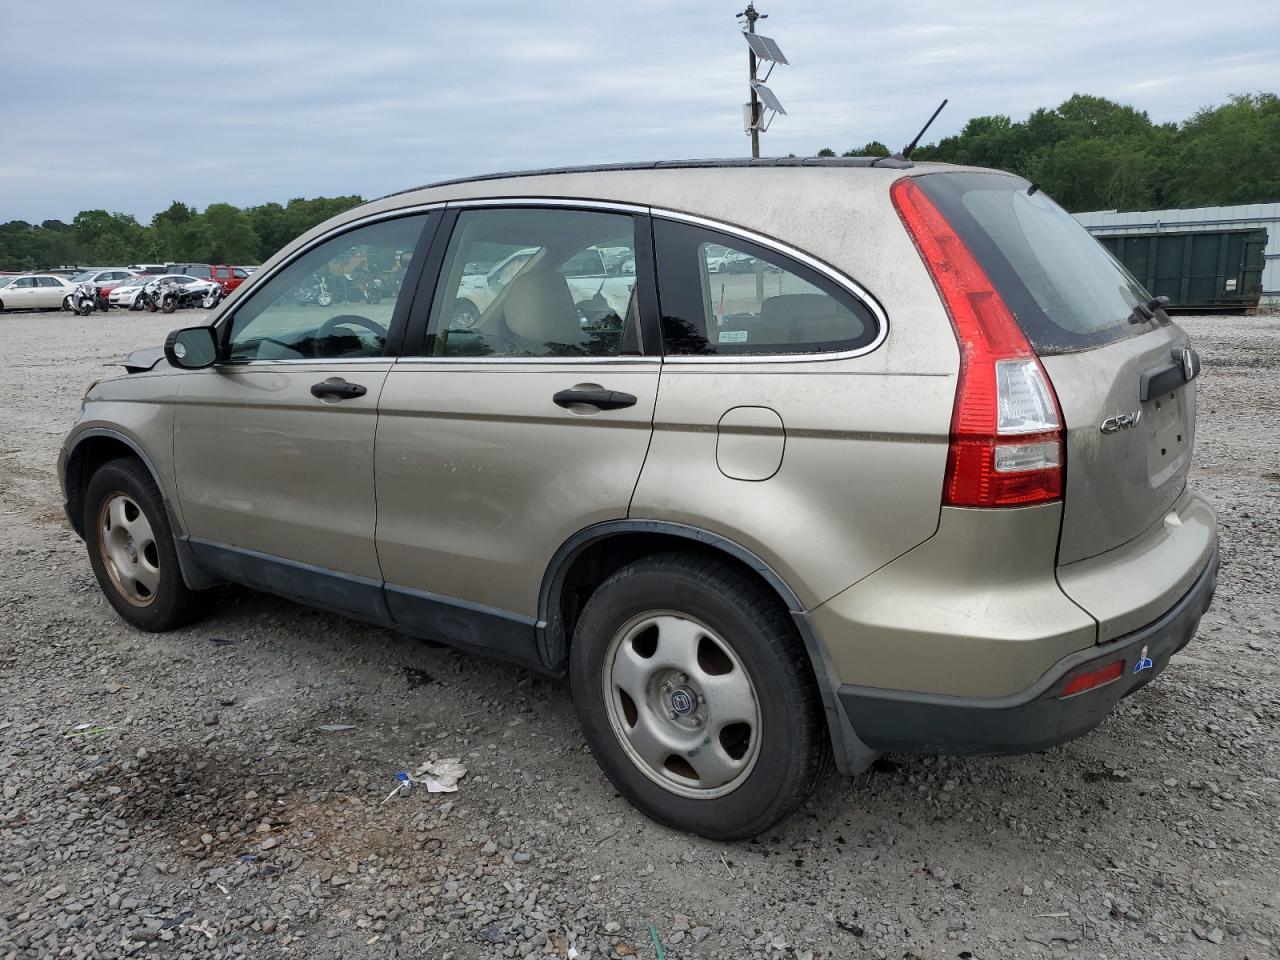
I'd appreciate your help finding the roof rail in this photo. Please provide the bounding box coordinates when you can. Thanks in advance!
[380,155,914,200]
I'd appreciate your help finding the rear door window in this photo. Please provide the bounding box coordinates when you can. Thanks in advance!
[913,172,1151,354]
[653,219,878,356]
[425,207,640,359]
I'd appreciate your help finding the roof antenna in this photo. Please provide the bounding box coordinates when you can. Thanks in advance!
[896,99,948,160]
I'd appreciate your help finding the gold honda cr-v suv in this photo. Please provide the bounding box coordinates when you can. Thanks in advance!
[60,159,1218,839]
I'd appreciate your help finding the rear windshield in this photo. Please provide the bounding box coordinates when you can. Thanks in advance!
[915,172,1150,354]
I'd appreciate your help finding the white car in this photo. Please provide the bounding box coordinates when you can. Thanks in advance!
[109,274,217,308]
[0,274,78,311]
[69,268,138,289]
[451,245,635,328]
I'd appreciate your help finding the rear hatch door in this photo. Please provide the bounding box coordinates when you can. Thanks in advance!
[915,171,1202,565]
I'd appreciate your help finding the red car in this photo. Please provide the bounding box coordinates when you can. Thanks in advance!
[210,265,251,293]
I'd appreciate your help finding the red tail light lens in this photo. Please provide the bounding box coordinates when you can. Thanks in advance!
[891,178,1064,507]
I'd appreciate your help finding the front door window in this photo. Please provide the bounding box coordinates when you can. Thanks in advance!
[226,215,430,361]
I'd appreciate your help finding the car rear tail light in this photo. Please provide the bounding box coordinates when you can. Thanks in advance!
[1057,659,1124,698]
[891,178,1065,507]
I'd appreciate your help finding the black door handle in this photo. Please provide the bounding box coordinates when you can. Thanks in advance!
[311,378,367,400]
[553,388,638,411]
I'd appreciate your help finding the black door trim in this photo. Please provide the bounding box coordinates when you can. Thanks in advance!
[181,536,546,672]
[186,537,391,622]
[398,208,459,357]
[384,583,544,671]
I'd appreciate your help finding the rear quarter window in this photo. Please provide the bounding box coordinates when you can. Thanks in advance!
[914,172,1151,354]
[653,219,879,357]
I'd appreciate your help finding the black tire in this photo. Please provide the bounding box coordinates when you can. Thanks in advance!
[161,294,177,314]
[83,457,207,632]
[569,552,829,840]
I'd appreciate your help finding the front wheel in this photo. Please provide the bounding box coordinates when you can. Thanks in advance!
[569,553,829,840]
[83,458,208,631]
[161,294,177,314]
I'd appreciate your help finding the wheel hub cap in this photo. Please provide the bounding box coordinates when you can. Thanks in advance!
[602,613,762,799]
[669,686,697,718]
[97,493,160,608]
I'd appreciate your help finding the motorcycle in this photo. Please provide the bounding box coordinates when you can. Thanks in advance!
[201,284,225,309]
[296,275,332,307]
[65,282,98,317]
[133,277,182,313]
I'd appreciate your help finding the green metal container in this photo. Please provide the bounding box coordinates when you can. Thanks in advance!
[1098,228,1267,312]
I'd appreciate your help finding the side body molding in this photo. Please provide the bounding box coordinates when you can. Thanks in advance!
[538,519,877,775]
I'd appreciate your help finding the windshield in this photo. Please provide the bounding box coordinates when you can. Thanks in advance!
[70,271,97,282]
[915,172,1150,354]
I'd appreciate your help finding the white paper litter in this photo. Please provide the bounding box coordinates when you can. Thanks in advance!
[413,757,467,793]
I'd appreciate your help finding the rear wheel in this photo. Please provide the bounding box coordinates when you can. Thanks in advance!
[84,458,207,631]
[569,552,828,839]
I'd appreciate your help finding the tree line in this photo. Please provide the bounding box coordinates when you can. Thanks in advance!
[0,196,363,272]
[3,93,1275,270]
[821,93,1278,213]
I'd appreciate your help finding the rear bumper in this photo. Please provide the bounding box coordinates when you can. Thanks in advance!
[838,544,1218,755]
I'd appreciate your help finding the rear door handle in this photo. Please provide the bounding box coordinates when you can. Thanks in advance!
[553,387,638,411]
[311,378,367,400]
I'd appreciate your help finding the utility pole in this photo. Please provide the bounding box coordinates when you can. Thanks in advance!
[744,2,762,159]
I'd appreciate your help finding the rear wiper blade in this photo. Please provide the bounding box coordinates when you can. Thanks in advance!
[1128,296,1171,324]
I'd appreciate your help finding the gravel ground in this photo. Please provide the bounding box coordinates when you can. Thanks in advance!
[1,308,1277,960]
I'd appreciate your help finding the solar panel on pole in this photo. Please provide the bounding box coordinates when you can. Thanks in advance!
[744,32,788,65]
[751,81,786,116]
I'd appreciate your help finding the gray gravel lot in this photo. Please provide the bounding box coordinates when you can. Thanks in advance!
[0,308,1277,960]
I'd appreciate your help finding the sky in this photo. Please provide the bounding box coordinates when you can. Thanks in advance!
[2,0,1275,224]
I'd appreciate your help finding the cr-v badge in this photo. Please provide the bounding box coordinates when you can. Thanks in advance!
[1100,410,1142,433]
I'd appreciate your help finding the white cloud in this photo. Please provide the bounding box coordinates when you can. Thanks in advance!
[2,0,1274,222]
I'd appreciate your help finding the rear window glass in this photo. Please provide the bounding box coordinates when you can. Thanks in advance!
[915,172,1150,354]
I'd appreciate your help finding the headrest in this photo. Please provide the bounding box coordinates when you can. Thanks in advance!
[503,270,584,349]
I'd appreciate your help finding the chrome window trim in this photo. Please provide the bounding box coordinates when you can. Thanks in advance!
[216,357,395,367]
[393,355,659,366]
[650,207,889,364]
[437,197,887,365]
[215,195,887,367]
[211,201,449,334]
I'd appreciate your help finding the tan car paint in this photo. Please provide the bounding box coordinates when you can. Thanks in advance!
[1057,486,1216,643]
[811,504,1097,698]
[172,363,390,581]
[374,361,660,615]
[630,363,955,611]
[60,163,1214,712]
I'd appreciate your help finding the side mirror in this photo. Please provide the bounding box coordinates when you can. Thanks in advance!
[164,325,218,369]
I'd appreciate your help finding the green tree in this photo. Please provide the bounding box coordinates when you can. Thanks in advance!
[1167,94,1280,206]
[200,203,262,263]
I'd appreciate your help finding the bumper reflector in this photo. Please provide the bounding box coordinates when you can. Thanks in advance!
[1058,659,1124,699]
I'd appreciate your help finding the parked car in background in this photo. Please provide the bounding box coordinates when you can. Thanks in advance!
[69,268,140,302]
[108,274,217,309]
[451,244,633,328]
[0,274,78,311]
[210,264,251,293]
[127,264,168,275]
[166,264,213,281]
